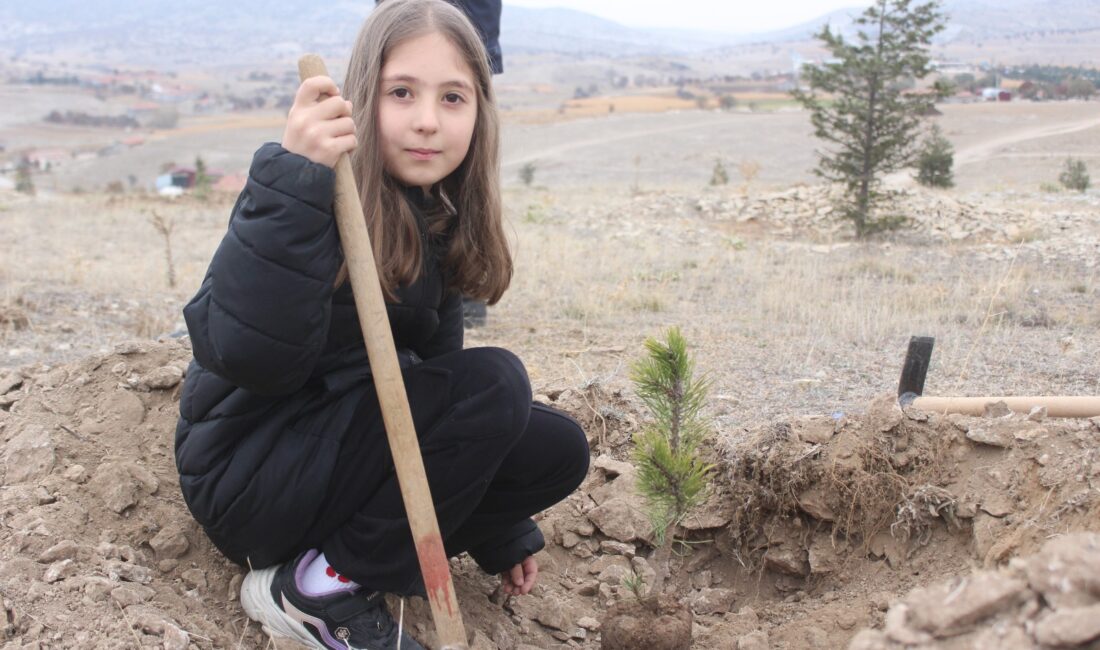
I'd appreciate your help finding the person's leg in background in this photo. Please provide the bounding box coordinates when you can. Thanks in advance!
[449,0,503,328]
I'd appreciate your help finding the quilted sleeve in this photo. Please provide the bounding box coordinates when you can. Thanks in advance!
[183,143,343,395]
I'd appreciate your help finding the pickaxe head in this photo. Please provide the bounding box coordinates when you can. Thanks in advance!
[898,336,935,407]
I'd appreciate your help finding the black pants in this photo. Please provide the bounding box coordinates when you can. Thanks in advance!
[302,347,589,595]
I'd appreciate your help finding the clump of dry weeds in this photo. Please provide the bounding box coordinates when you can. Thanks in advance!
[721,403,954,564]
[724,422,824,539]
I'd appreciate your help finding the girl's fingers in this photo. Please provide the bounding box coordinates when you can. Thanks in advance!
[521,559,538,594]
[329,133,358,157]
[312,94,353,120]
[296,75,340,104]
[509,564,525,590]
[317,116,356,138]
[500,558,539,596]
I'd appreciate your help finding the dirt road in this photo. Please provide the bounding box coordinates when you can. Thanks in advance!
[953,112,1100,166]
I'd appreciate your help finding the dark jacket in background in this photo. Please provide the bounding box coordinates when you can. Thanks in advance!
[450,0,503,74]
[376,0,503,74]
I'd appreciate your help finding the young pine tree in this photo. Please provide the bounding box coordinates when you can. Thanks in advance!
[15,161,35,196]
[916,124,954,188]
[519,161,536,187]
[1059,157,1090,192]
[631,327,713,596]
[194,155,212,199]
[792,0,947,236]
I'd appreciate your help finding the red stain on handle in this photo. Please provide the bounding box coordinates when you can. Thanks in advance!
[415,534,454,616]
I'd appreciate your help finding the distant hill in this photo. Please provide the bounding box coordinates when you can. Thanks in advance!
[501,0,1100,56]
[0,0,1097,67]
[499,7,753,55]
[941,0,1100,40]
[0,0,369,68]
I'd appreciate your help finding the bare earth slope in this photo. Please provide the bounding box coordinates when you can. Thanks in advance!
[1,340,1098,649]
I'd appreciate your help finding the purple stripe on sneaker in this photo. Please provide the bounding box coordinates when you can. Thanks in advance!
[281,592,345,650]
[294,549,320,593]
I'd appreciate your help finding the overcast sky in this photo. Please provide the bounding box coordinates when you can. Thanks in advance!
[504,0,868,33]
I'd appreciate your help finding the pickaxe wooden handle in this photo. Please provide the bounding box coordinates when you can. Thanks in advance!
[897,335,1100,418]
[910,395,1100,418]
[297,54,468,650]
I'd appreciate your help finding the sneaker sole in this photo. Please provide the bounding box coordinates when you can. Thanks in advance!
[241,567,328,649]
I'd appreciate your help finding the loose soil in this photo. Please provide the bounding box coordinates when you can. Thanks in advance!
[1,335,1098,649]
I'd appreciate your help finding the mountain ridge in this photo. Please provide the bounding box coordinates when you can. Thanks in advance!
[0,1,1096,67]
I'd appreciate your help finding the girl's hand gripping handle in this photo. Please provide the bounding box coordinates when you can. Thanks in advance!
[282,75,357,168]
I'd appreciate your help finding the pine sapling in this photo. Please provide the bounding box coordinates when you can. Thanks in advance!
[15,161,35,196]
[194,155,212,200]
[519,161,536,186]
[1059,157,1090,192]
[916,124,954,188]
[631,327,713,597]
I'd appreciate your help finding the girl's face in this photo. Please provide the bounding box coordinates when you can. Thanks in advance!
[378,31,478,193]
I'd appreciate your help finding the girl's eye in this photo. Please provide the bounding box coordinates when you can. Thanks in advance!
[392,88,410,99]
[443,92,464,104]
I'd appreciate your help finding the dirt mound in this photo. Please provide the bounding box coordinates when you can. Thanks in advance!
[1,340,1098,649]
[0,338,228,648]
[0,339,562,650]
[698,395,1100,648]
[718,394,1099,573]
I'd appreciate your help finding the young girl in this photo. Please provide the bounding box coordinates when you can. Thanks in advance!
[174,2,590,648]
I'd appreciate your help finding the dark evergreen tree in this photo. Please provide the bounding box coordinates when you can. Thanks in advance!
[1059,158,1090,193]
[15,161,34,196]
[916,124,954,188]
[793,0,947,236]
[194,155,212,199]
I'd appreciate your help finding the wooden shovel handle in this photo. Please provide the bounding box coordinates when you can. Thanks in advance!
[912,395,1100,418]
[297,54,468,650]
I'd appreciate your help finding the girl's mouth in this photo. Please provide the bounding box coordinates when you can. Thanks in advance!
[407,149,440,161]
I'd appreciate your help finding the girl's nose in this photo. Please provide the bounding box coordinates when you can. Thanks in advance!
[413,102,439,134]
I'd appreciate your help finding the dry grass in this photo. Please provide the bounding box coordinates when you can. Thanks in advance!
[149,113,285,140]
[504,98,803,125]
[490,185,1100,422]
[502,89,800,125]
[0,194,228,297]
[2,180,1098,422]
[0,193,228,361]
[564,94,697,114]
[504,93,700,124]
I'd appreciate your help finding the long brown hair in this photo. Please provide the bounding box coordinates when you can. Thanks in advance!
[342,0,510,304]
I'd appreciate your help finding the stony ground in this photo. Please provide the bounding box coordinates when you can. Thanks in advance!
[1,339,1098,649]
[2,175,1100,648]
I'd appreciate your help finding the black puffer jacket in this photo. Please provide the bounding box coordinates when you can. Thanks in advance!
[174,143,463,567]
